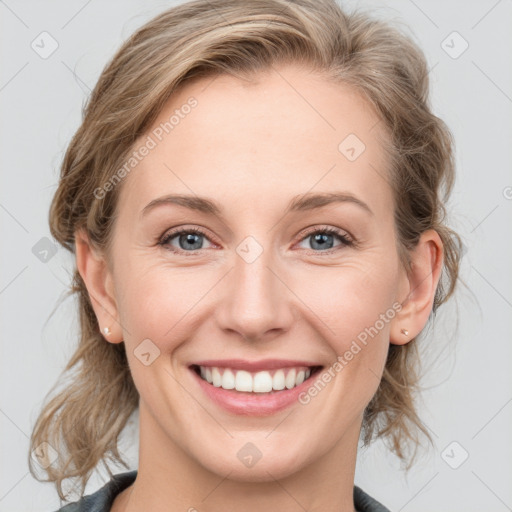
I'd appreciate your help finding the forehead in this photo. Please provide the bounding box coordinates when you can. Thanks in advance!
[119,64,393,220]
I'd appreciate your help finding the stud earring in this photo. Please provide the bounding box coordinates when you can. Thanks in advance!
[103,326,111,336]
[400,328,409,336]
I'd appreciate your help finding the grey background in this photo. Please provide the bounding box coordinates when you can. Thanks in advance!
[1,0,511,511]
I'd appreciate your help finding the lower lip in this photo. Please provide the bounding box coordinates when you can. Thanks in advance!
[189,366,321,416]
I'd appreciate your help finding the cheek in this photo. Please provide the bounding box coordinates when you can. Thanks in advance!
[293,266,398,417]
[295,259,398,341]
[116,266,204,400]
[290,260,399,410]
[117,261,210,345]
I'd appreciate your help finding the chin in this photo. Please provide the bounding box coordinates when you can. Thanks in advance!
[195,441,311,483]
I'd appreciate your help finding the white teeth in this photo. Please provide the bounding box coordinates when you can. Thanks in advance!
[253,371,273,393]
[285,368,296,389]
[221,369,235,389]
[212,367,222,387]
[196,365,315,393]
[235,370,252,392]
[272,370,286,391]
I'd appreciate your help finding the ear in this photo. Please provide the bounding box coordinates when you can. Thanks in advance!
[390,229,444,345]
[75,228,123,344]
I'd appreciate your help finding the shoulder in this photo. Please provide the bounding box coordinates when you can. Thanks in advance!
[354,485,392,512]
[51,470,138,512]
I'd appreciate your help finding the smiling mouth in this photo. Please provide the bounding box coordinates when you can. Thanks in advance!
[190,364,323,394]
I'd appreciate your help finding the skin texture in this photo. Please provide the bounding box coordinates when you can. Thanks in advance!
[76,63,443,512]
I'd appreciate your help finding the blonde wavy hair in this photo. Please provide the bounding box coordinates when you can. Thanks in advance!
[29,0,462,501]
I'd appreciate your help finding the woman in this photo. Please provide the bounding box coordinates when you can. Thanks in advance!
[29,0,462,510]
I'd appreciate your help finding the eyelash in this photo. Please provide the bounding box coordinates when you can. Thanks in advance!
[300,226,354,253]
[158,225,354,255]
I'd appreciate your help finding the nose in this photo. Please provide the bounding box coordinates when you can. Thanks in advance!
[214,243,297,343]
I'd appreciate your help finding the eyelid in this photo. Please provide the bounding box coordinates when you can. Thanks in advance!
[294,225,354,253]
[158,226,218,251]
[298,224,353,243]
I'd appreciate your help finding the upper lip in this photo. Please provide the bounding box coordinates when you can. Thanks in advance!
[190,359,322,372]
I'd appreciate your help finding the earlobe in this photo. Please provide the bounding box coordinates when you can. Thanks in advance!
[75,229,123,344]
[390,229,444,345]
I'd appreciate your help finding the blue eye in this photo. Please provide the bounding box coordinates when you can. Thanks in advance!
[159,227,213,253]
[297,227,353,252]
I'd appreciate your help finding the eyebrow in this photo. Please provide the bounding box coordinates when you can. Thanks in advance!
[140,191,373,218]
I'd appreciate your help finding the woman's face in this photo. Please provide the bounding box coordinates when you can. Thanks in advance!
[99,64,413,480]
